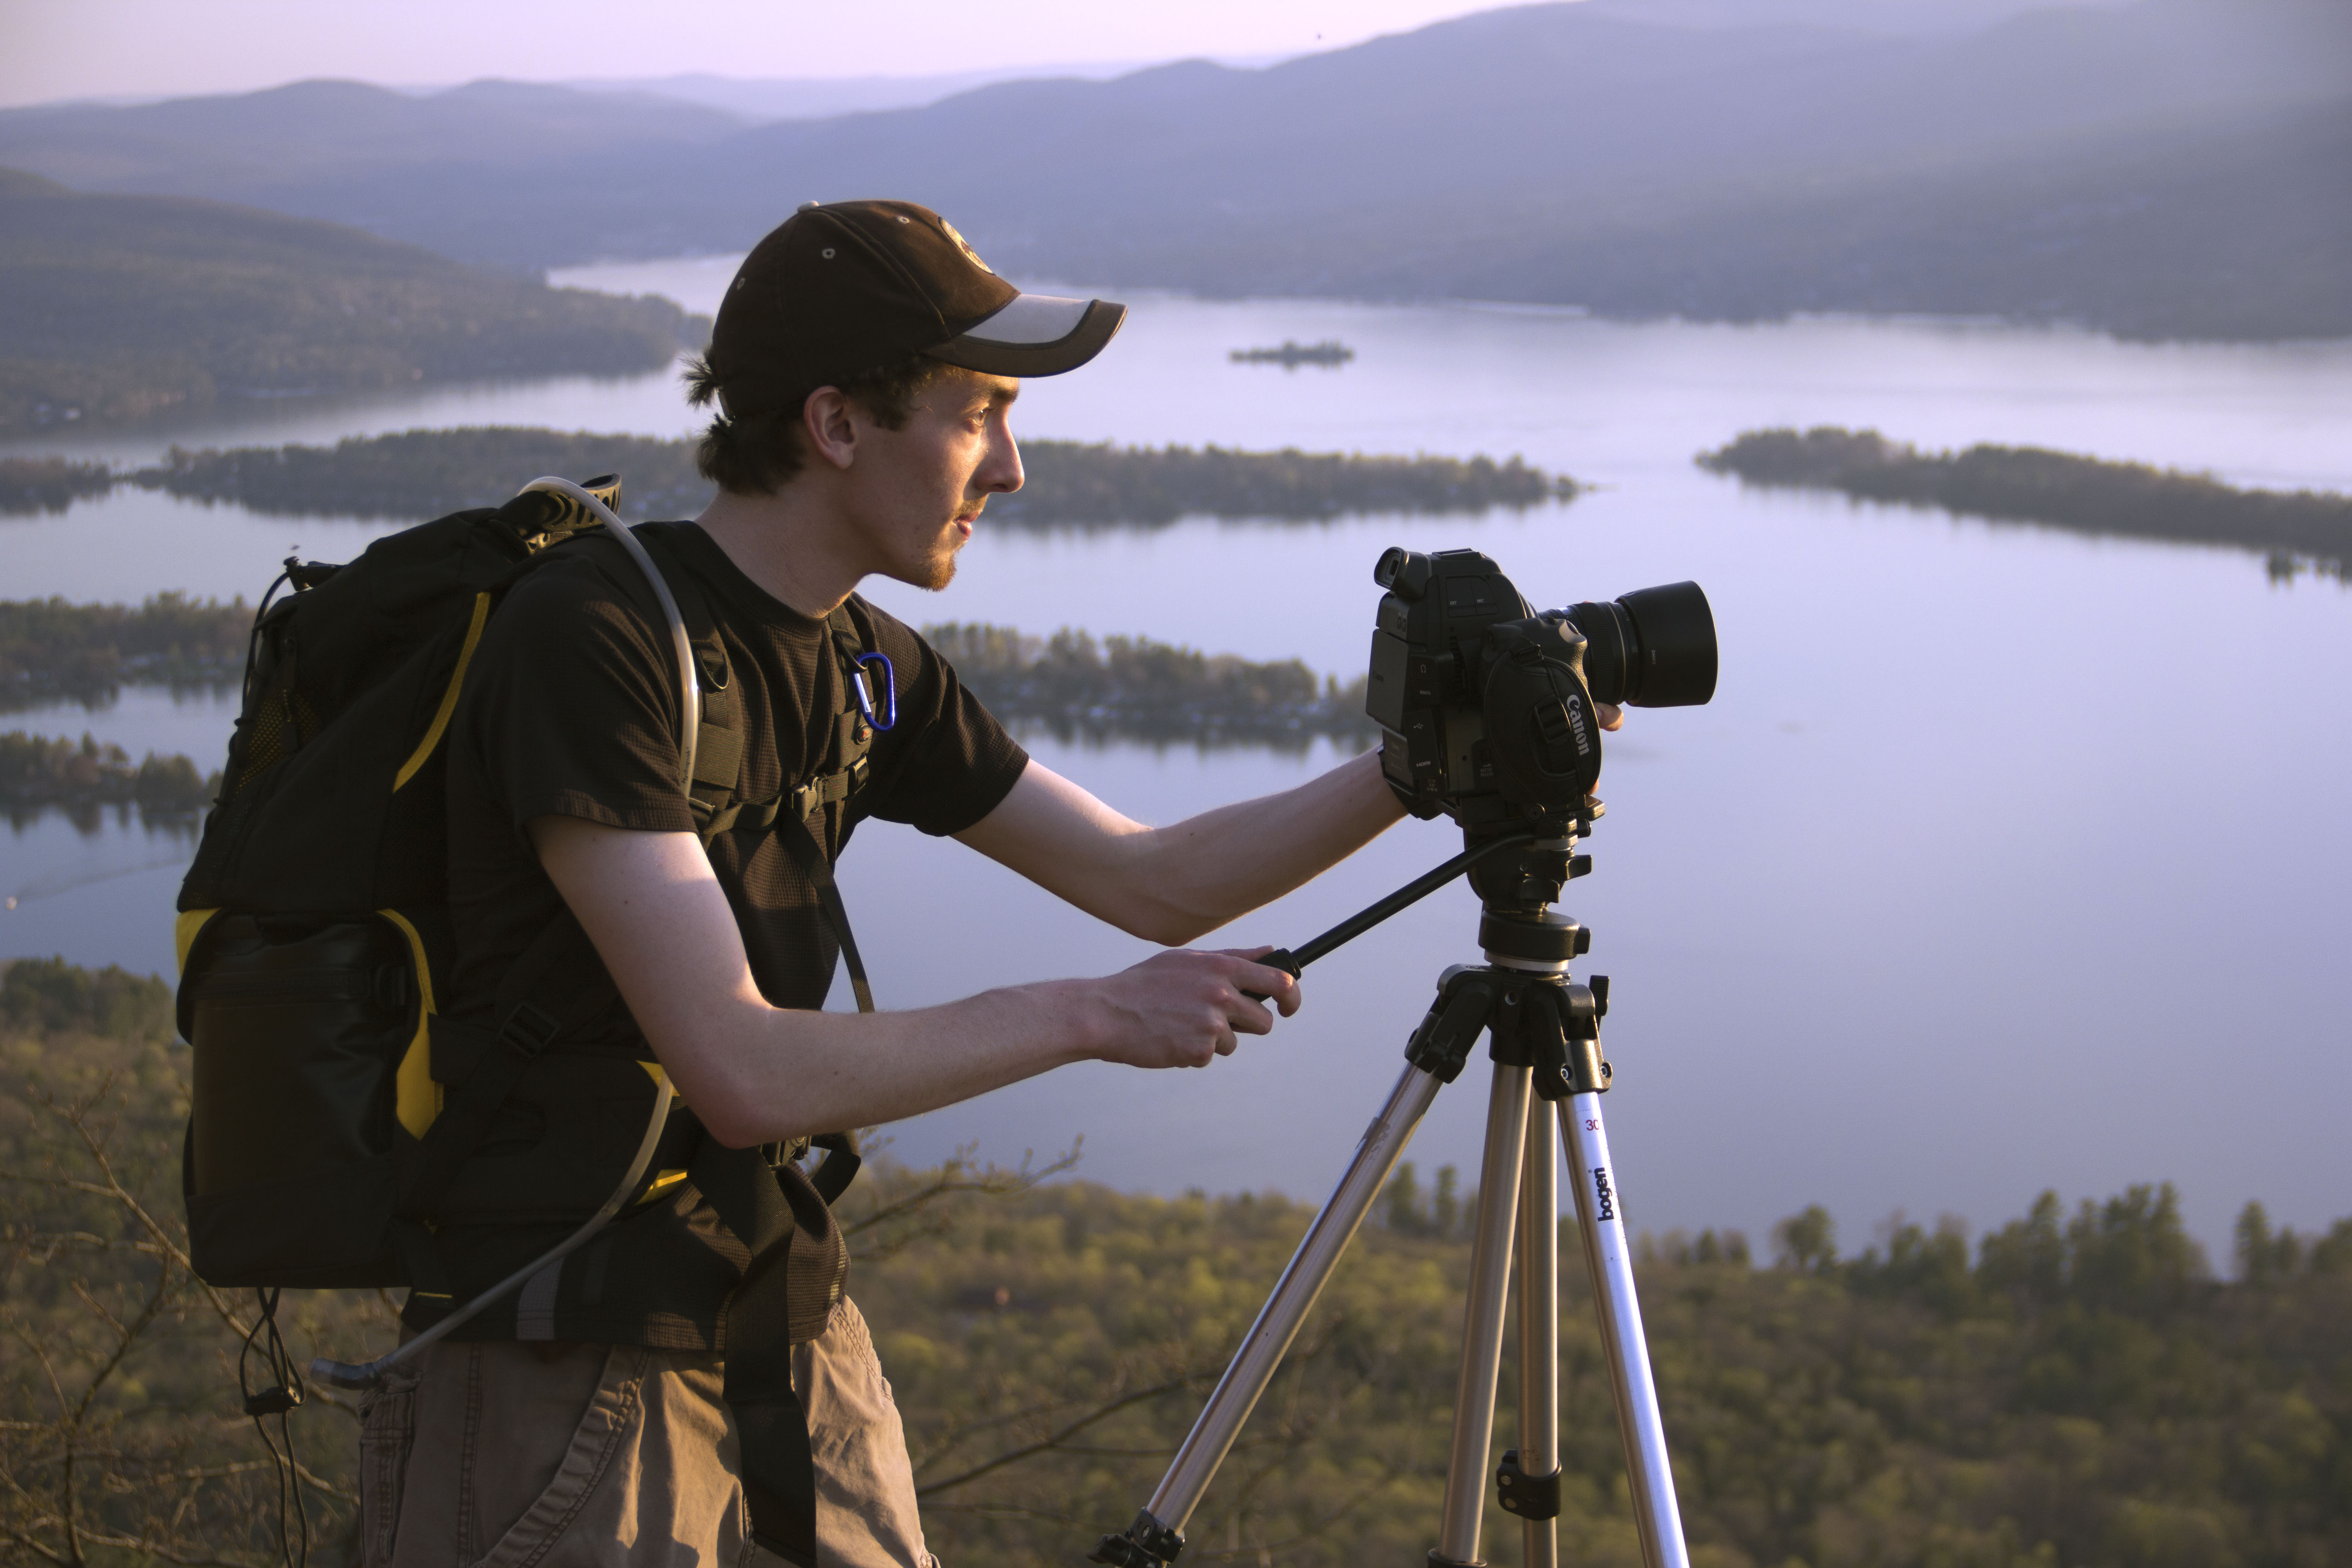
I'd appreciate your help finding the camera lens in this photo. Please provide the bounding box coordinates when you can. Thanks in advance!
[1564,581,1717,707]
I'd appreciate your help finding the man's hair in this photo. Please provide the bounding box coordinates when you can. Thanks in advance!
[683,352,950,495]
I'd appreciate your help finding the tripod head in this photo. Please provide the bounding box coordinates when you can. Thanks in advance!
[1464,794,1597,915]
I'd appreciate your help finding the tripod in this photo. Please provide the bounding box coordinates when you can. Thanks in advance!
[1093,816,1689,1568]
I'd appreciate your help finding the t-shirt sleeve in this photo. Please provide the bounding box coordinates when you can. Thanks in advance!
[458,558,697,835]
[851,603,1029,838]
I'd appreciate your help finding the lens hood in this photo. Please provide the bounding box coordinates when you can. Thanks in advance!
[1568,582,1717,708]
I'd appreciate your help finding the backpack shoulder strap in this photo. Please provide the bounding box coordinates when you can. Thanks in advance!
[637,530,877,1018]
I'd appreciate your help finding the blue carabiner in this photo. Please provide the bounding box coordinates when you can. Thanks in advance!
[853,651,897,732]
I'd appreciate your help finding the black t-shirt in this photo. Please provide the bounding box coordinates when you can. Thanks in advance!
[429,521,1028,1347]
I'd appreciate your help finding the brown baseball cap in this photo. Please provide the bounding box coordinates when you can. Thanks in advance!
[700,199,1126,420]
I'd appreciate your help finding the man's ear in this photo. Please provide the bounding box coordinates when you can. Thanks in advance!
[802,387,859,471]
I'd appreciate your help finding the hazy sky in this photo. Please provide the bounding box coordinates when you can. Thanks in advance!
[0,0,1507,108]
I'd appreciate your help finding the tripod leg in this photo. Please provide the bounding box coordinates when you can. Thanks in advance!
[1137,1063,1446,1544]
[1559,1095,1690,1568]
[1512,1096,1560,1568]
[1432,1061,1533,1568]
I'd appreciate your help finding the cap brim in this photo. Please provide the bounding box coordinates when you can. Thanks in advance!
[929,294,1126,377]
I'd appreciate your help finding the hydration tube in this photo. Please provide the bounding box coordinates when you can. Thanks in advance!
[521,476,704,788]
[311,1077,675,1390]
[310,477,701,1392]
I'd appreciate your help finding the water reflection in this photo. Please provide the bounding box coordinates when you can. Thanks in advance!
[4,799,202,842]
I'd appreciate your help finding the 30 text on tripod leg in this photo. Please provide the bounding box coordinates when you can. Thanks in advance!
[1513,1098,1561,1568]
[1561,1095,1691,1568]
[1142,1064,1444,1542]
[1433,1062,1533,1567]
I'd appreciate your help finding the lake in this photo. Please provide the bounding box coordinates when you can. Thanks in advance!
[6,270,2350,1265]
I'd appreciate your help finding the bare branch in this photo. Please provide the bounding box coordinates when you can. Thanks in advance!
[841,1141,1083,1262]
[0,1520,74,1565]
[915,1373,1200,1498]
[56,1101,252,1340]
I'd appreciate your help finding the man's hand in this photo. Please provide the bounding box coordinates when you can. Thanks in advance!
[1090,946,1302,1069]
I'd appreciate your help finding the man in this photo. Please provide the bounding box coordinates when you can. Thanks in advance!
[354,200,1417,1567]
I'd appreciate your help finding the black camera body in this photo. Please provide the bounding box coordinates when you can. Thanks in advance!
[1365,548,1717,831]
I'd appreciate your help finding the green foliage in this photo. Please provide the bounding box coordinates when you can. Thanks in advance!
[0,172,707,431]
[73,426,1574,528]
[0,958,173,1042]
[869,1176,2352,1568]
[1772,1203,1841,1272]
[0,455,113,516]
[1380,1161,1468,1239]
[0,592,247,710]
[1638,1226,1753,1269]
[1698,426,2352,568]
[923,622,1373,751]
[6,960,2348,1565]
[2235,1200,2352,1287]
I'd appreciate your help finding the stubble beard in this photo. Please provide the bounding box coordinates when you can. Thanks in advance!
[909,524,963,592]
[916,496,983,592]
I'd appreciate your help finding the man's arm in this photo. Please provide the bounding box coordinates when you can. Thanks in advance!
[530,816,1300,1148]
[954,747,1407,945]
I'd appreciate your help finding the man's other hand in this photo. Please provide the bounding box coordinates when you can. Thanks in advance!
[1092,946,1301,1069]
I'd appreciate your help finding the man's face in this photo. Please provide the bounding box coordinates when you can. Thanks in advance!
[844,367,1023,592]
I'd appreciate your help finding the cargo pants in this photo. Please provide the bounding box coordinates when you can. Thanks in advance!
[357,1299,937,1567]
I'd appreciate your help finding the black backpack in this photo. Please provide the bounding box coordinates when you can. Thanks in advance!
[176,477,870,1315]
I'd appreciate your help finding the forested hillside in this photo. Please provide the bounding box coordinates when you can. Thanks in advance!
[2,959,2345,1566]
[0,170,708,431]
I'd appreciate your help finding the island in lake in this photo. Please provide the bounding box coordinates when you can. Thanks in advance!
[2,427,1574,525]
[1699,426,2351,575]
[1230,339,1355,368]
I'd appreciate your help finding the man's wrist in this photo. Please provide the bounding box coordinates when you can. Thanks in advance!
[1019,976,1117,1065]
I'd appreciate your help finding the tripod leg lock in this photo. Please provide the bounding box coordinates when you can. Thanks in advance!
[1404,968,1497,1083]
[1524,984,1610,1101]
[1091,1510,1184,1567]
[1496,1449,1563,1520]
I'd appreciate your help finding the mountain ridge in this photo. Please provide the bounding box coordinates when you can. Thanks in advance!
[1,0,2344,338]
